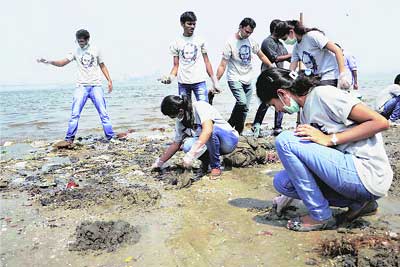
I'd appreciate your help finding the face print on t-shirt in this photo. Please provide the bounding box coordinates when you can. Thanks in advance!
[238,45,251,65]
[302,51,318,73]
[181,43,198,65]
[80,52,95,68]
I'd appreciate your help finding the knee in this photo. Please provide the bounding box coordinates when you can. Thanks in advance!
[274,130,294,152]
[273,171,289,194]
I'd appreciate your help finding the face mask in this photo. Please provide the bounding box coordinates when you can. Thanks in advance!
[177,110,185,121]
[279,94,300,114]
[284,38,297,45]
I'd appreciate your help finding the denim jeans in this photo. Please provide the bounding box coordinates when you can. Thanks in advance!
[253,102,284,129]
[227,81,252,134]
[65,85,114,141]
[381,96,400,122]
[183,126,239,169]
[273,131,378,221]
[178,81,208,102]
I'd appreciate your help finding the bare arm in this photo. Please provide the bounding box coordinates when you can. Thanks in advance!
[99,62,113,93]
[216,58,228,80]
[37,58,70,67]
[275,54,292,63]
[203,53,214,78]
[159,141,182,163]
[352,70,358,89]
[197,120,213,145]
[170,56,179,77]
[257,50,273,68]
[289,60,299,71]
[325,41,346,74]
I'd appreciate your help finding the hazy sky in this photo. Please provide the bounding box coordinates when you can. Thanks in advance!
[1,0,399,85]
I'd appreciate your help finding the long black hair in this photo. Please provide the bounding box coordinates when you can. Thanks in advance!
[286,20,324,36]
[256,68,320,103]
[161,95,194,128]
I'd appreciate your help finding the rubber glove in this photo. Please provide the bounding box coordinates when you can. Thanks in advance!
[338,72,351,90]
[272,195,294,216]
[183,140,207,168]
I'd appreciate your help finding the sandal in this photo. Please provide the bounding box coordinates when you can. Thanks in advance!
[287,216,337,232]
[209,168,222,180]
[344,200,378,222]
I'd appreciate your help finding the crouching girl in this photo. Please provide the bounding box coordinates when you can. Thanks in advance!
[256,68,393,231]
[153,95,239,178]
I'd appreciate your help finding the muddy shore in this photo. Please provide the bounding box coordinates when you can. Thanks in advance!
[0,126,399,267]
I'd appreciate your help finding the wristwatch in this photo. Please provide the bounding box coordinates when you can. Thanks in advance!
[330,133,338,146]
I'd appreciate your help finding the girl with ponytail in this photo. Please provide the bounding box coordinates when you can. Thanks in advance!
[286,20,350,89]
[256,68,393,231]
[153,95,239,178]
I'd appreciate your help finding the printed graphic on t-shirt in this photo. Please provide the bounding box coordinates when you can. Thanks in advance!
[302,51,318,73]
[180,43,198,65]
[238,45,251,65]
[80,52,95,68]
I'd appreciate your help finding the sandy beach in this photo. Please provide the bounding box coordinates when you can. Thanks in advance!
[0,124,399,267]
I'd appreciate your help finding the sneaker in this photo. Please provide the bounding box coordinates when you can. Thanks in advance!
[251,123,261,138]
[210,168,222,179]
[272,128,283,136]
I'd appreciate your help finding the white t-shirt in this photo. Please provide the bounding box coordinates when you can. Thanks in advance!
[67,44,104,86]
[291,31,338,81]
[174,101,236,143]
[301,86,393,197]
[170,34,207,84]
[375,84,400,113]
[222,35,260,84]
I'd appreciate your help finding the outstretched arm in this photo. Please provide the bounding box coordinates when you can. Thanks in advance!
[37,58,71,67]
[99,62,113,93]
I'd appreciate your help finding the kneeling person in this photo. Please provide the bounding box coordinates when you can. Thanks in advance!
[153,95,239,178]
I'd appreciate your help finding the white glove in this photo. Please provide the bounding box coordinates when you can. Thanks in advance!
[338,72,351,90]
[183,140,207,168]
[151,158,168,170]
[159,74,175,84]
[272,195,294,216]
[37,58,49,64]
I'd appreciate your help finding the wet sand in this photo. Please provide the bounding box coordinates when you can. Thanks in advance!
[0,126,399,267]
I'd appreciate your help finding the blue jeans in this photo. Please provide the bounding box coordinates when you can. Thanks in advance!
[381,96,400,122]
[183,126,239,169]
[253,102,284,129]
[227,81,252,134]
[65,85,114,141]
[273,131,377,221]
[178,81,208,102]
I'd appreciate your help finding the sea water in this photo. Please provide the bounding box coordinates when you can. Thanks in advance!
[0,73,396,143]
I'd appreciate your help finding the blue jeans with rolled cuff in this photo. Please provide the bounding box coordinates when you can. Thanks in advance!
[381,96,400,122]
[183,125,239,169]
[227,81,253,134]
[65,85,114,141]
[178,81,208,102]
[273,131,378,221]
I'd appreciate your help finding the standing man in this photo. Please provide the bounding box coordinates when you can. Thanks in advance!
[37,29,114,143]
[252,20,292,137]
[160,11,218,102]
[216,17,273,135]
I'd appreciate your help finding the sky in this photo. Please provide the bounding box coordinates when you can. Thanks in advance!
[1,0,399,85]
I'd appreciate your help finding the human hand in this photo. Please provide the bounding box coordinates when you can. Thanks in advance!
[210,76,222,94]
[294,124,331,146]
[183,140,207,168]
[151,158,165,171]
[108,81,113,93]
[338,72,351,90]
[37,58,48,64]
[159,75,174,84]
[353,83,359,90]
